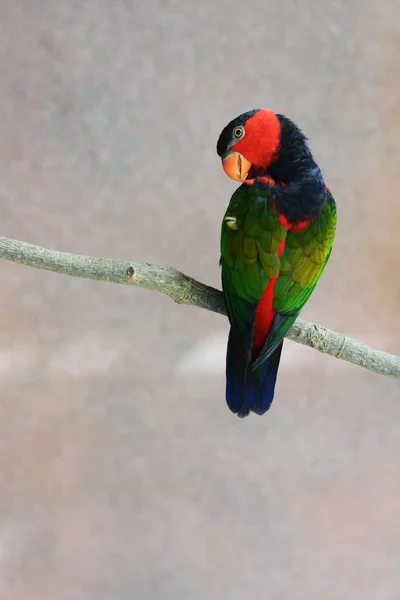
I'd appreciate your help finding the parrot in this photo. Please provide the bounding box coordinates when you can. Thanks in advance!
[217,108,336,418]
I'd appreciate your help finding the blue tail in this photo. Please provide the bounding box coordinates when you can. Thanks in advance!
[225,329,283,418]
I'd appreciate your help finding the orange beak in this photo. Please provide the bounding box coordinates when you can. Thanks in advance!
[222,152,252,182]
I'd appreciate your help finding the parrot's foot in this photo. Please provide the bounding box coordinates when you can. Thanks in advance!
[224,216,238,230]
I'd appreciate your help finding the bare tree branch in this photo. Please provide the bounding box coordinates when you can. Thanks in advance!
[1,235,399,380]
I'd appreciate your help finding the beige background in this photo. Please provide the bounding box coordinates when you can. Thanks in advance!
[1,1,400,598]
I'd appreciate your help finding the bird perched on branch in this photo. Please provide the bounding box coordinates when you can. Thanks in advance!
[217,109,336,417]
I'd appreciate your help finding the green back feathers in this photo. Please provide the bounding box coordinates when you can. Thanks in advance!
[220,182,336,364]
[274,199,337,313]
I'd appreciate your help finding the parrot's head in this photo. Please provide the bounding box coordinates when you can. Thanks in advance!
[216,108,288,182]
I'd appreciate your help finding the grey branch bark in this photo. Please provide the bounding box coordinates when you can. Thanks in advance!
[1,235,399,381]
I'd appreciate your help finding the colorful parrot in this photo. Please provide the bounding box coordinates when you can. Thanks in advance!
[217,109,336,417]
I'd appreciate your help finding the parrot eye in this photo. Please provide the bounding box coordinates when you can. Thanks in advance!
[233,126,244,139]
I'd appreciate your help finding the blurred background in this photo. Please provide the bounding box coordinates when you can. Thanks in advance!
[0,1,400,598]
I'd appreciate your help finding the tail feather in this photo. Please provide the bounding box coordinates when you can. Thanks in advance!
[226,329,283,418]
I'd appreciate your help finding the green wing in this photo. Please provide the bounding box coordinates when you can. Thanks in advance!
[252,193,337,368]
[220,184,286,360]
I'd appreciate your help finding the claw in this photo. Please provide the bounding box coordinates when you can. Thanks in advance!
[224,216,239,230]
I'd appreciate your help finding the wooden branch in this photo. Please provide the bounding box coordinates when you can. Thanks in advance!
[1,236,399,380]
